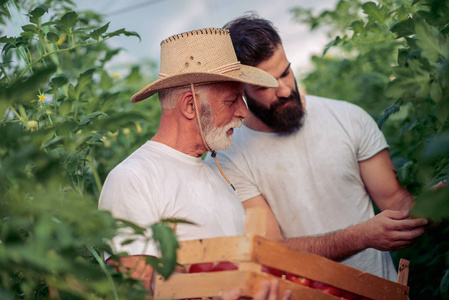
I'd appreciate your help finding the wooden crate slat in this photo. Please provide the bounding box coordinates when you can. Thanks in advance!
[176,235,253,264]
[251,235,409,300]
[154,271,251,299]
[155,270,342,300]
[397,259,410,286]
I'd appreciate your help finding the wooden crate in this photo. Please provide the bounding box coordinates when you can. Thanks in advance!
[154,208,410,299]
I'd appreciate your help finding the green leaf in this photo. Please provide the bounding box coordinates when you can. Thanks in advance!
[390,18,415,38]
[362,2,389,23]
[120,239,136,246]
[412,188,449,223]
[20,31,35,39]
[22,24,37,32]
[421,132,449,162]
[396,160,415,185]
[430,81,443,103]
[90,22,110,41]
[50,74,69,88]
[79,112,107,126]
[386,60,431,100]
[104,28,141,41]
[46,32,59,43]
[100,70,113,90]
[29,4,49,24]
[59,100,72,117]
[148,222,179,279]
[415,21,449,63]
[68,83,76,100]
[323,35,343,56]
[441,270,449,300]
[55,11,79,34]
[97,111,149,131]
[117,220,147,235]
[0,36,15,43]
[377,102,401,128]
[350,20,365,35]
[161,218,195,225]
[75,67,96,98]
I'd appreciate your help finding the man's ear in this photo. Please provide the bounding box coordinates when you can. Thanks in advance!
[179,91,197,120]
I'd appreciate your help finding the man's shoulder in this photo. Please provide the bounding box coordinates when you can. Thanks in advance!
[306,95,359,109]
[109,142,161,177]
[305,95,369,117]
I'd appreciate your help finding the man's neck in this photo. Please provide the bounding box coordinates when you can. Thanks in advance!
[152,114,208,157]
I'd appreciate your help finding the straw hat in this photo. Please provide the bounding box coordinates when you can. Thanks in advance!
[131,28,278,103]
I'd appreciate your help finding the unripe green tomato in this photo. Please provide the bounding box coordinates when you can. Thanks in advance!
[28,120,38,128]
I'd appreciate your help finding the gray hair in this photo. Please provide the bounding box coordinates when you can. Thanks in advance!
[158,85,210,110]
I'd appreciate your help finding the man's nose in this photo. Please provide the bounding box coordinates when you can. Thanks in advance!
[275,78,291,98]
[235,96,249,120]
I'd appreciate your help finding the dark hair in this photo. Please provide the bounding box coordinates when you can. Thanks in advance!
[223,13,282,67]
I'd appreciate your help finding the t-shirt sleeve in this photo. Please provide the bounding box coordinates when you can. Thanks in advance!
[98,166,160,257]
[211,150,261,203]
[347,103,389,161]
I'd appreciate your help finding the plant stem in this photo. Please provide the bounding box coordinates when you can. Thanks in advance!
[18,40,104,79]
[86,244,119,300]
[9,105,28,128]
[87,153,103,195]
[0,65,11,84]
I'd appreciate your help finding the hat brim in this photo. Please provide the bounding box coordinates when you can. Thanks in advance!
[131,65,278,103]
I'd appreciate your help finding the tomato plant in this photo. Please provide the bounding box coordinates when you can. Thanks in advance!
[0,1,177,299]
[292,0,449,298]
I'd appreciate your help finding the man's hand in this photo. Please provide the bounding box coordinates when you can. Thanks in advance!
[357,209,428,251]
[220,280,291,300]
[431,180,448,190]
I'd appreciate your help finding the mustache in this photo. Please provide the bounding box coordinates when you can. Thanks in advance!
[270,93,297,110]
[228,119,243,130]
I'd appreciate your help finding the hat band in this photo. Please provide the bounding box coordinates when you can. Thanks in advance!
[158,61,241,78]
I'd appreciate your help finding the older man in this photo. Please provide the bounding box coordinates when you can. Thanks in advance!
[209,15,428,281]
[99,28,290,299]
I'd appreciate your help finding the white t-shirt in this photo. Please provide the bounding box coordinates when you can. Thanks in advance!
[99,141,245,257]
[208,95,397,280]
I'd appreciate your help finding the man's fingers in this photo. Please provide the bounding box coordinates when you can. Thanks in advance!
[220,288,241,300]
[394,217,428,230]
[267,280,280,300]
[280,290,292,300]
[253,281,270,300]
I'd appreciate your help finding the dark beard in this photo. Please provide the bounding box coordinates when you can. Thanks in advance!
[244,87,304,135]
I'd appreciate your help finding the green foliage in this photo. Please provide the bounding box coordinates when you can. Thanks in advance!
[292,0,449,298]
[0,0,176,298]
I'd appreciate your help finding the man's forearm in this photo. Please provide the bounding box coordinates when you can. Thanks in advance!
[281,225,365,261]
[281,209,427,261]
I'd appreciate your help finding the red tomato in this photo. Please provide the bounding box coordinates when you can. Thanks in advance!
[188,262,214,273]
[341,289,361,300]
[311,281,342,297]
[261,266,283,278]
[210,261,238,272]
[285,273,313,287]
